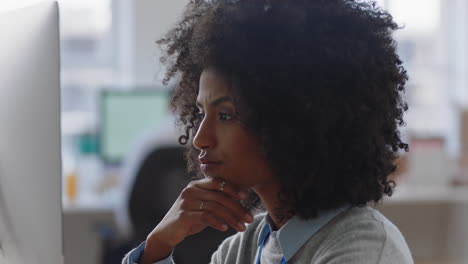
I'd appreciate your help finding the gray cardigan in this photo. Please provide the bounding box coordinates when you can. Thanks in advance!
[123,205,413,264]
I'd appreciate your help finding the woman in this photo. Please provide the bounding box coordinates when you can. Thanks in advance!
[123,0,413,263]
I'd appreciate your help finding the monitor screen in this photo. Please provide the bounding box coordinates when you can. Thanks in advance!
[0,1,62,263]
[100,91,170,164]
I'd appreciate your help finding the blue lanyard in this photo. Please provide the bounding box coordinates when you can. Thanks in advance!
[255,227,287,264]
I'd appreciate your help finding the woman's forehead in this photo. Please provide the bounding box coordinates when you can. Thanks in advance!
[198,67,232,102]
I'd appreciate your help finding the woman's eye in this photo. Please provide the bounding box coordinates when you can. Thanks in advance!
[196,112,234,121]
[219,112,233,121]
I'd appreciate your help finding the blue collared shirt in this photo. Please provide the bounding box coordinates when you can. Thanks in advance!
[258,204,351,262]
[128,241,174,264]
[128,204,350,264]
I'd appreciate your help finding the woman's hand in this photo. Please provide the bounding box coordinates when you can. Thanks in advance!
[140,177,254,263]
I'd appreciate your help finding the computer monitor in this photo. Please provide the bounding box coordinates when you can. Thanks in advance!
[100,90,170,164]
[0,1,63,264]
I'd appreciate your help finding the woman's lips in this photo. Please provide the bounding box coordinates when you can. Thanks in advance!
[200,162,222,173]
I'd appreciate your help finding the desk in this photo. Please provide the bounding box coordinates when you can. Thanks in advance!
[384,185,468,204]
[374,185,468,263]
[63,190,118,264]
[62,185,468,264]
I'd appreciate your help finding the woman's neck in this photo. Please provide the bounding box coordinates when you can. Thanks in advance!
[252,180,293,231]
[267,212,291,231]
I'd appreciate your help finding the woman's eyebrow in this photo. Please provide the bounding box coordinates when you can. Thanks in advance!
[196,96,233,108]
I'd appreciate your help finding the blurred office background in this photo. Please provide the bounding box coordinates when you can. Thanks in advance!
[47,0,468,263]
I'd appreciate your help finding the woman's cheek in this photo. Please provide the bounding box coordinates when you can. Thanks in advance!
[228,168,259,186]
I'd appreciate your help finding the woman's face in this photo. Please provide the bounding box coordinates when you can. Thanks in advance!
[193,67,274,189]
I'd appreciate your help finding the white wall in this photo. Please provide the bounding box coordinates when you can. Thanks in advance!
[113,0,188,87]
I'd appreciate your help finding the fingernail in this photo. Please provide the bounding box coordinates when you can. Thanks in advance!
[237,222,246,231]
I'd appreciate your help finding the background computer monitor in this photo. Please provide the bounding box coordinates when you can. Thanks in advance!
[0,1,63,263]
[100,90,170,164]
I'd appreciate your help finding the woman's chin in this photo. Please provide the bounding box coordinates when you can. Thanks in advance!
[202,172,220,179]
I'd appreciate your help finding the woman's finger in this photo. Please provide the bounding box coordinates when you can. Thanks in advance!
[193,189,253,224]
[196,200,246,232]
[191,177,248,200]
[191,211,229,232]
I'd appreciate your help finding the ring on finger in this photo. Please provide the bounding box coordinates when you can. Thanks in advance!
[219,180,226,191]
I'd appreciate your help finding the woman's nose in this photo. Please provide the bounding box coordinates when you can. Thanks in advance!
[192,117,216,151]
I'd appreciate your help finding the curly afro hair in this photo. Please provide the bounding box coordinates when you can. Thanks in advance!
[156,0,409,220]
